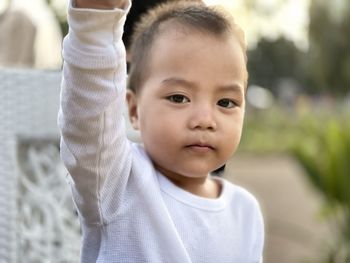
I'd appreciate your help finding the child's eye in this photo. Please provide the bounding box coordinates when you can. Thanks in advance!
[217,98,236,108]
[166,94,190,103]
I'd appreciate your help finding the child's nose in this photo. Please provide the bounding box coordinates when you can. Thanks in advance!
[188,104,217,131]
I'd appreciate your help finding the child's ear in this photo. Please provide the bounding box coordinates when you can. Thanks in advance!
[126,89,140,130]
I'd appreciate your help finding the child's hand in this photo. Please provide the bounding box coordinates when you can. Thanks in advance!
[75,0,128,9]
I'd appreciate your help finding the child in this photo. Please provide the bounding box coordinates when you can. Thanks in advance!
[58,0,264,262]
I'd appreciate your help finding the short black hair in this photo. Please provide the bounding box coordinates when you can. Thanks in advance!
[123,0,171,49]
[123,0,203,49]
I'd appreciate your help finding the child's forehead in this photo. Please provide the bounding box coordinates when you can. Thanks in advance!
[152,23,239,56]
[146,26,247,87]
[150,20,247,71]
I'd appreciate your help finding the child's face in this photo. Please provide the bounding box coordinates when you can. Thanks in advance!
[128,28,246,180]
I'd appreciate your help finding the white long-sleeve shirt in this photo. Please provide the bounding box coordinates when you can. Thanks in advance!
[58,1,264,262]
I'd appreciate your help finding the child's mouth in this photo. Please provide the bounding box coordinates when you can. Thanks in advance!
[185,144,215,153]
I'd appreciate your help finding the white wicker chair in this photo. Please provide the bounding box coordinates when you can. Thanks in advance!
[0,69,80,263]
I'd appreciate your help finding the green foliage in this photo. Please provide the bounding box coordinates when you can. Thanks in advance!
[291,120,350,206]
[290,117,350,262]
[240,105,300,153]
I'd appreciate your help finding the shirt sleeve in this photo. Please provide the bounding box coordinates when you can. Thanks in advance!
[58,0,132,226]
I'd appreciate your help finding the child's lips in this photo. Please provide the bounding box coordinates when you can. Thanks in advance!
[185,143,215,153]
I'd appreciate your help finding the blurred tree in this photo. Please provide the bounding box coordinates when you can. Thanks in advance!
[248,0,350,97]
[247,37,306,94]
[308,0,350,96]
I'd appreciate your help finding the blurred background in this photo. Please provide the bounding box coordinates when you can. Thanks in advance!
[0,0,349,262]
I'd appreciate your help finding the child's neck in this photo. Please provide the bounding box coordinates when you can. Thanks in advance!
[157,167,222,199]
[176,178,221,199]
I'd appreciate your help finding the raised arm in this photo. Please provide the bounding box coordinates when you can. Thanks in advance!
[58,0,132,225]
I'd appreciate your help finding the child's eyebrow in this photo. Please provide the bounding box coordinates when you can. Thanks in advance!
[160,77,196,89]
[216,84,244,97]
[161,77,244,96]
